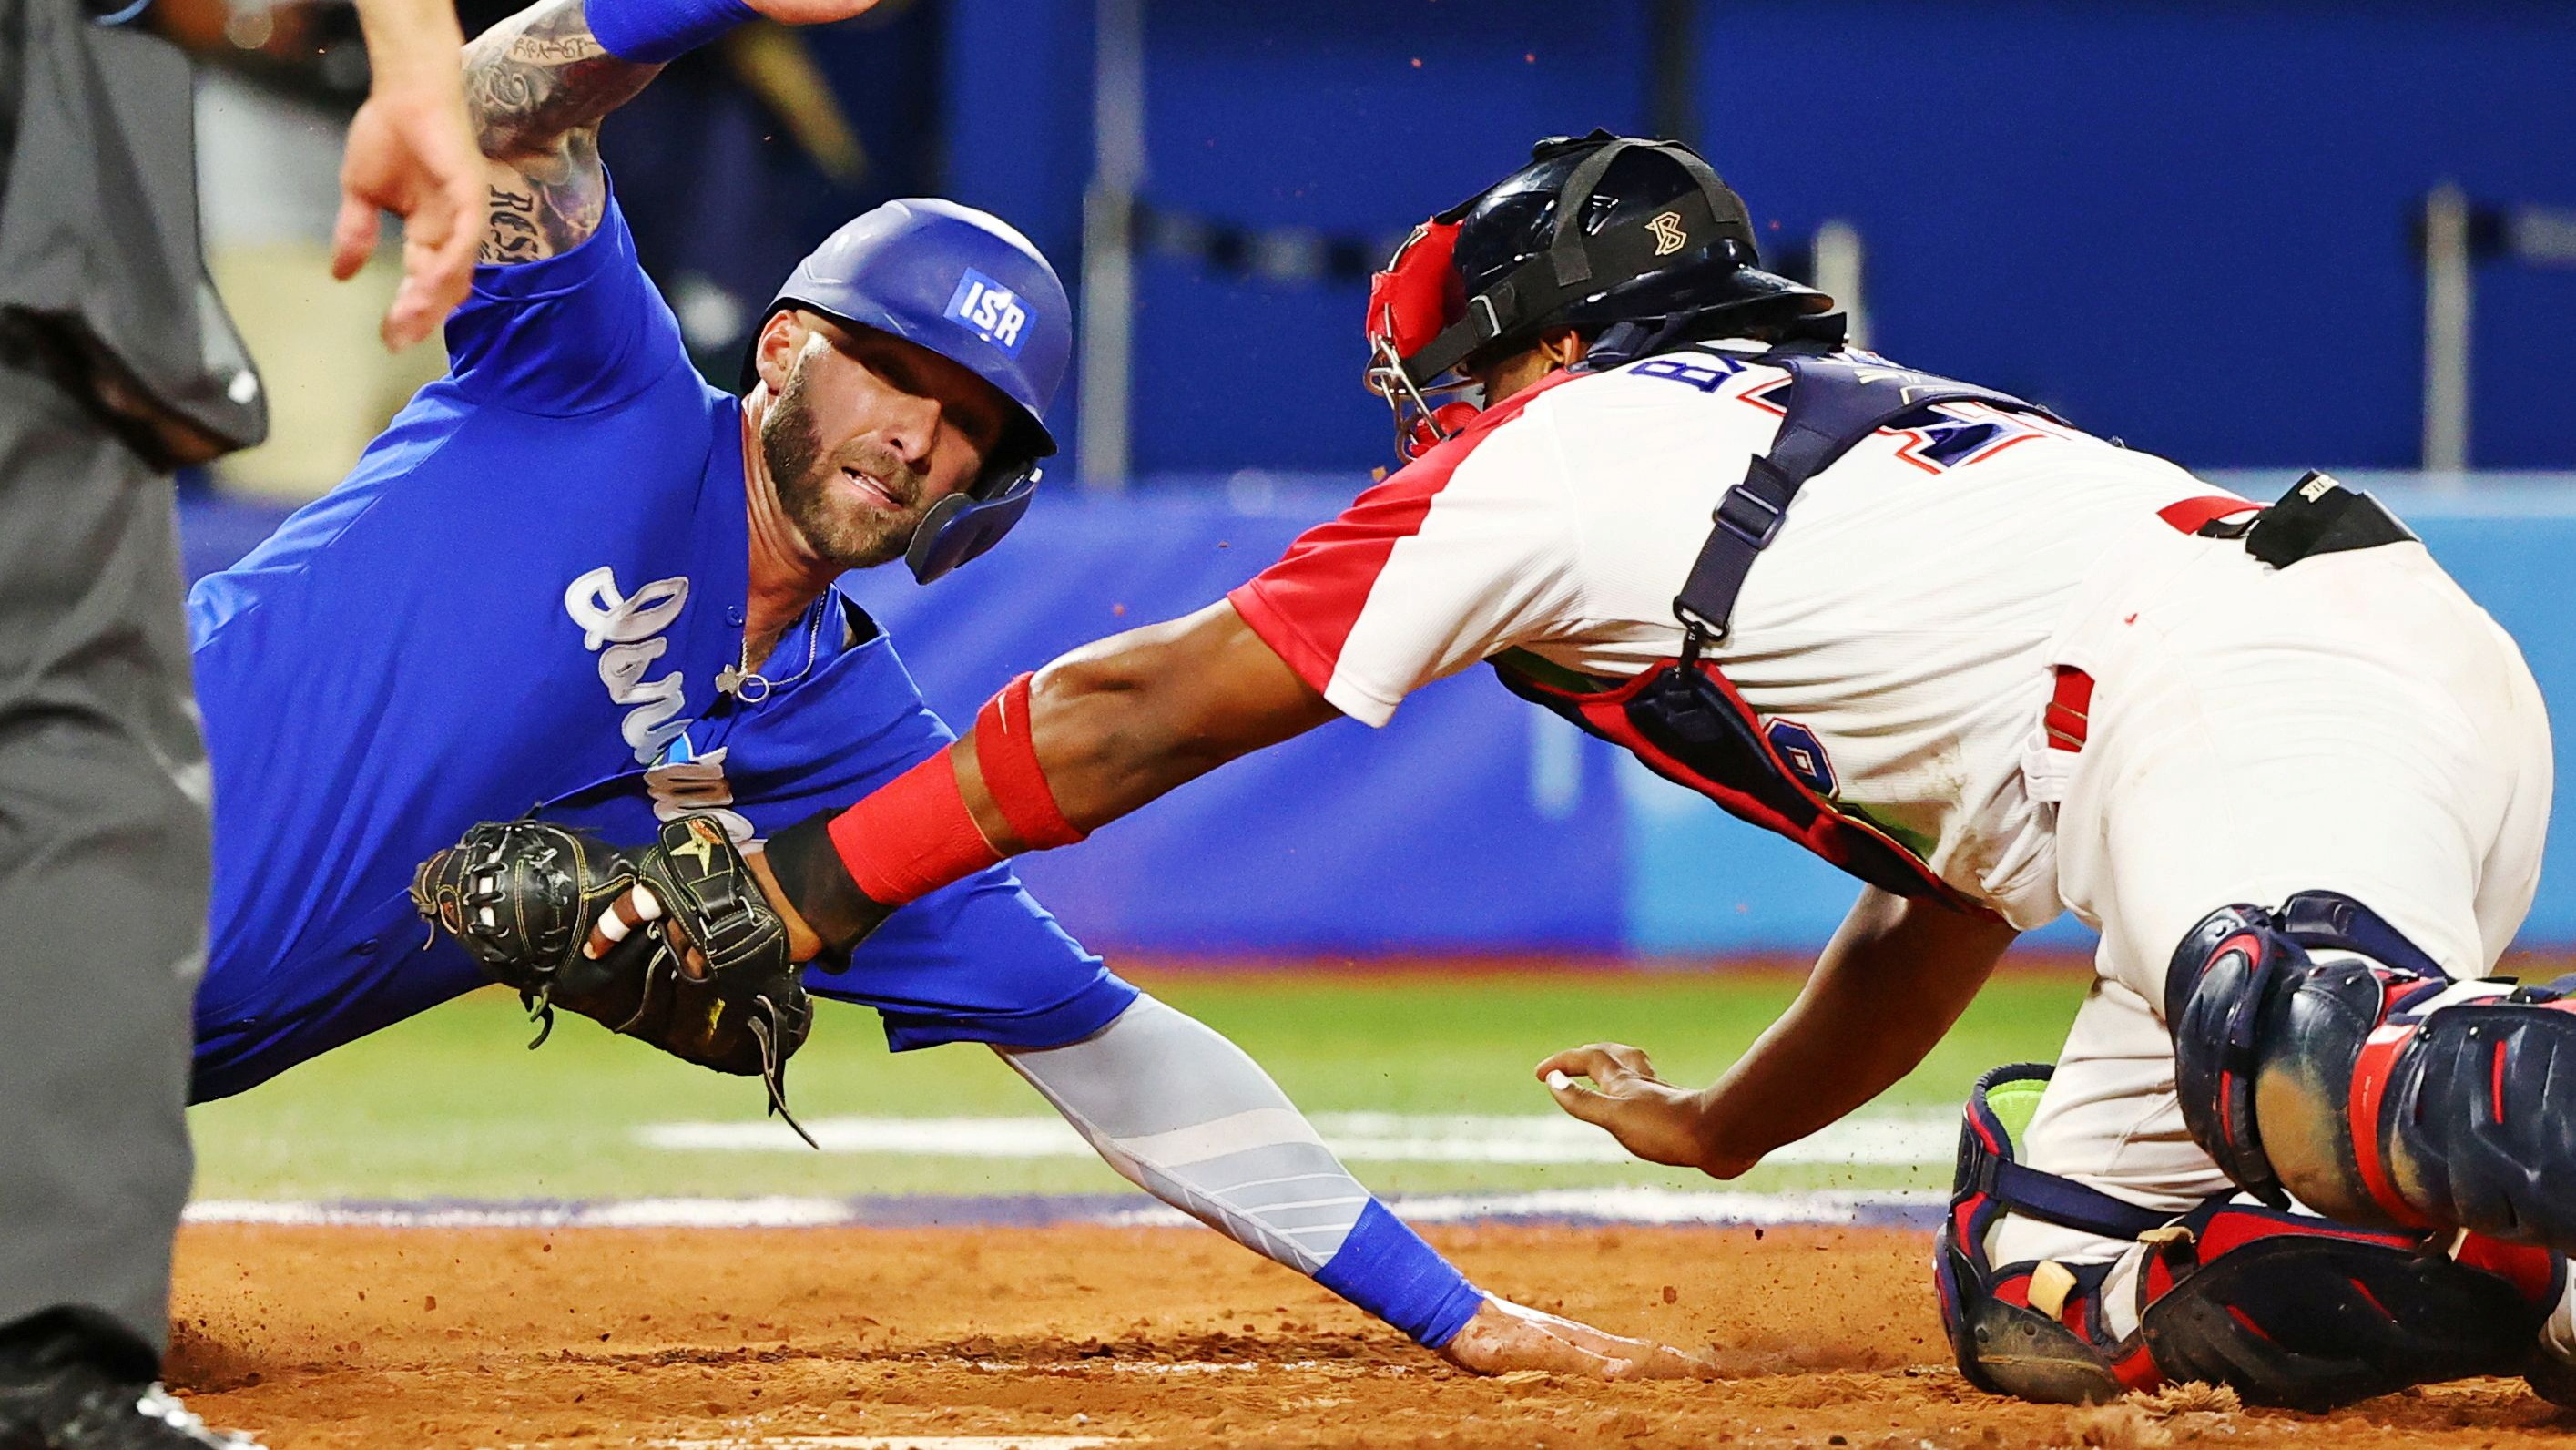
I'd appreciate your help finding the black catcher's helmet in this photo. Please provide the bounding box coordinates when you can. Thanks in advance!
[1365,130,1835,459]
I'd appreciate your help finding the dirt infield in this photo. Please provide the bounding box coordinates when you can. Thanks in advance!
[169,1221,2576,1448]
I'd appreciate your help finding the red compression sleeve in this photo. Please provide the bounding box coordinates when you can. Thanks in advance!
[826,751,1001,906]
[974,672,1088,850]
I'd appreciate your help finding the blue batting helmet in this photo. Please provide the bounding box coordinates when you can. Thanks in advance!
[748,199,1073,582]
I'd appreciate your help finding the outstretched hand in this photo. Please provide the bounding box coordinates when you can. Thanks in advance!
[333,0,484,350]
[333,87,485,350]
[1537,1042,1733,1175]
[1440,1296,1709,1381]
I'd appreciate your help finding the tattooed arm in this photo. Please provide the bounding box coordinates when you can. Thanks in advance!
[462,0,660,267]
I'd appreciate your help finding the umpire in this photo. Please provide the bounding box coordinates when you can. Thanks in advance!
[0,0,270,1441]
[0,0,492,1433]
[3,0,478,1424]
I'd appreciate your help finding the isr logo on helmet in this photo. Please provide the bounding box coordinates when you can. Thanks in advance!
[945,269,1031,353]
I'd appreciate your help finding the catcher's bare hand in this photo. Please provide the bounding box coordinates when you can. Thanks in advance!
[1537,1042,1735,1175]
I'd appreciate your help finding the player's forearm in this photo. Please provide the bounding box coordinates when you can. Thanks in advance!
[984,606,1330,837]
[1690,889,2016,1174]
[758,602,1333,958]
[351,0,467,89]
[463,0,659,165]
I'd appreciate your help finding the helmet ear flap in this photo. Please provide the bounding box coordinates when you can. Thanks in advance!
[903,465,1040,583]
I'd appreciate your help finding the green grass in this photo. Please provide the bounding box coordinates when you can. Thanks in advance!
[186,966,2089,1201]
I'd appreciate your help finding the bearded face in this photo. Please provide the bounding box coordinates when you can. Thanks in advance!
[758,348,946,571]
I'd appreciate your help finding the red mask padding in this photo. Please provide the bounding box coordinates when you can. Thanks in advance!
[973,672,1087,850]
[1402,401,1484,462]
[1366,220,1464,359]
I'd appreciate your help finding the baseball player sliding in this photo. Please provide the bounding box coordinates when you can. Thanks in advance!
[502,131,2576,1409]
[188,0,1698,1381]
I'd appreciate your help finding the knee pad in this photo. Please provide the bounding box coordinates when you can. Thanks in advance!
[1936,1062,2569,1411]
[2167,890,2576,1249]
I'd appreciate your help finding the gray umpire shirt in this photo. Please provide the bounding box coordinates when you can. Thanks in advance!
[0,0,265,462]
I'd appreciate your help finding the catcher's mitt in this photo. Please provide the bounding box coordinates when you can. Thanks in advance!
[412,813,817,1145]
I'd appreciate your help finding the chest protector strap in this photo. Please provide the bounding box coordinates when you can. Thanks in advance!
[1495,344,2064,911]
[1674,340,2064,645]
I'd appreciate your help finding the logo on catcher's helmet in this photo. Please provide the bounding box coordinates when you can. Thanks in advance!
[944,269,1031,353]
[1647,209,1689,257]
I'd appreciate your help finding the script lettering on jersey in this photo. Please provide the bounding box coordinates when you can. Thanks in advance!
[644,744,754,842]
[563,566,694,763]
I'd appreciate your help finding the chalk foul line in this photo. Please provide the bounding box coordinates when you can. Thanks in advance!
[184,1186,1941,1231]
[631,1111,1955,1167]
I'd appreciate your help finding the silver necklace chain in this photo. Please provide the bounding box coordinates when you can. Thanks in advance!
[718,595,828,703]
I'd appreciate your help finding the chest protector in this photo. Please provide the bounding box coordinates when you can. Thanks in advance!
[1492,340,2063,912]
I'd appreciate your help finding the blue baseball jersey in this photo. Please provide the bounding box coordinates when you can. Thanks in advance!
[185,189,1133,1103]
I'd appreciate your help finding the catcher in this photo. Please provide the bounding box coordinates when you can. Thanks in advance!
[184,0,1699,1380]
[543,132,2576,1410]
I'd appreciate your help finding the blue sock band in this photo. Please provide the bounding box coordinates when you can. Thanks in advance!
[585,0,756,64]
[1313,1200,1487,1348]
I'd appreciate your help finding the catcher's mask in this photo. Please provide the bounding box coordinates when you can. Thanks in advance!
[1364,130,1833,462]
[747,198,1070,583]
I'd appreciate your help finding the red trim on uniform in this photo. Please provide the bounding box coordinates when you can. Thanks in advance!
[826,752,1002,907]
[2045,668,2094,752]
[2455,1232,2561,1307]
[1993,1271,2033,1310]
[2157,495,2259,534]
[2348,1016,2439,1230]
[2347,1277,2393,1322]
[1737,377,1792,416]
[973,673,1086,851]
[1227,369,1586,704]
[2491,1037,2510,1125]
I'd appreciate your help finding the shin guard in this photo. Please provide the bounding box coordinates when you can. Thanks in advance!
[1936,1064,2172,1404]
[2168,891,2576,1249]
[1937,1063,2568,1411]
